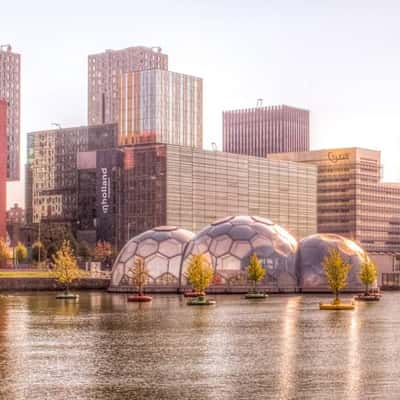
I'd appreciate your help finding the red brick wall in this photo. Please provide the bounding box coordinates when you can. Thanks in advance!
[0,100,7,239]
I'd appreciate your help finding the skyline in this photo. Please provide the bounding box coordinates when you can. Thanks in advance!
[4,0,400,207]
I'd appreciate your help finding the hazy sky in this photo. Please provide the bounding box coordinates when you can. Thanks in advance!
[3,0,400,207]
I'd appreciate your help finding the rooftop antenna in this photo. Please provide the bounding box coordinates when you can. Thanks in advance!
[211,142,218,151]
[257,98,263,107]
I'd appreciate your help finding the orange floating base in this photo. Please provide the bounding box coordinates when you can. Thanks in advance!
[183,291,205,298]
[127,295,153,302]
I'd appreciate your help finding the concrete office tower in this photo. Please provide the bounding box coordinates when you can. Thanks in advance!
[88,46,168,126]
[0,45,20,180]
[223,105,309,157]
[268,148,400,254]
[119,70,203,148]
[0,100,7,238]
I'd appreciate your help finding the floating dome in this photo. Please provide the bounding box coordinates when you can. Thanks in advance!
[181,216,298,290]
[110,226,195,290]
[298,233,368,291]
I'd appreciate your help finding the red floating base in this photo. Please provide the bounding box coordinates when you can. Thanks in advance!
[184,291,206,298]
[127,295,153,302]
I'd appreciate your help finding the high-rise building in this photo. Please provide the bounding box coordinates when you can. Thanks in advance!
[0,45,20,180]
[25,124,118,225]
[0,100,7,239]
[6,203,24,246]
[223,105,309,157]
[112,144,317,248]
[119,69,203,148]
[88,46,168,126]
[268,148,400,253]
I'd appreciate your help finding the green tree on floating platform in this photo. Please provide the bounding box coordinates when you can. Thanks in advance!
[359,255,377,295]
[323,248,351,305]
[246,253,266,294]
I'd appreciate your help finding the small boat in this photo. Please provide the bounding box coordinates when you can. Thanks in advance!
[127,294,153,302]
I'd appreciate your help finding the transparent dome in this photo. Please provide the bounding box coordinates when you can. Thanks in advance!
[181,216,298,290]
[110,226,195,290]
[298,233,368,291]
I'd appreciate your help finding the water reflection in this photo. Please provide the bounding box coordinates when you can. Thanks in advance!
[1,292,400,399]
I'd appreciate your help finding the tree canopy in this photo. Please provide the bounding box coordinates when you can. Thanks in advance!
[359,255,377,294]
[322,248,351,301]
[186,254,214,293]
[52,240,84,291]
[247,253,266,292]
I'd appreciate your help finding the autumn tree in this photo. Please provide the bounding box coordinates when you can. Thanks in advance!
[15,242,27,265]
[52,240,84,293]
[359,255,377,295]
[247,253,266,293]
[129,256,149,296]
[323,248,351,303]
[186,254,214,295]
[0,239,11,267]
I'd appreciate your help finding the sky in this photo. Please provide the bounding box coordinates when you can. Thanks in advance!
[3,0,400,208]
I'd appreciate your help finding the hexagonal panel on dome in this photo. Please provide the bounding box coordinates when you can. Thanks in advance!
[219,254,241,271]
[159,238,182,258]
[211,216,234,226]
[229,225,256,241]
[230,216,254,225]
[151,231,171,242]
[168,256,182,278]
[208,222,233,238]
[252,216,275,226]
[210,234,233,257]
[119,242,138,263]
[146,254,168,278]
[231,241,252,259]
[136,239,158,257]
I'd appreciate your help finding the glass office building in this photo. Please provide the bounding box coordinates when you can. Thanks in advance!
[119,70,203,148]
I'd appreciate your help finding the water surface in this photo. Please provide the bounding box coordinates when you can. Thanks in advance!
[1,292,400,399]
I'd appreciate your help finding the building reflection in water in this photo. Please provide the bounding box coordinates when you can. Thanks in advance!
[347,308,360,399]
[278,295,301,399]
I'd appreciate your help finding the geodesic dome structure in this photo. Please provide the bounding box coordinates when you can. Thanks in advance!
[110,226,194,291]
[181,216,298,290]
[297,233,369,291]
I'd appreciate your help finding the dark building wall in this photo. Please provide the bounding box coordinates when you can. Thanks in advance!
[116,144,167,249]
[223,105,309,157]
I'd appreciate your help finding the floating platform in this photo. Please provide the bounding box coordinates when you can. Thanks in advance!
[56,292,79,300]
[127,295,153,302]
[319,301,355,310]
[187,297,216,306]
[245,293,268,299]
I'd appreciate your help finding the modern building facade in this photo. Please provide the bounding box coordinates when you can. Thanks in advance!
[0,100,7,239]
[268,147,400,253]
[77,148,123,246]
[223,105,309,157]
[0,45,20,180]
[25,123,118,225]
[88,46,168,126]
[115,144,317,248]
[119,69,203,148]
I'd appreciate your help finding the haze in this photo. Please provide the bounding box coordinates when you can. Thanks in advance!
[3,0,400,207]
